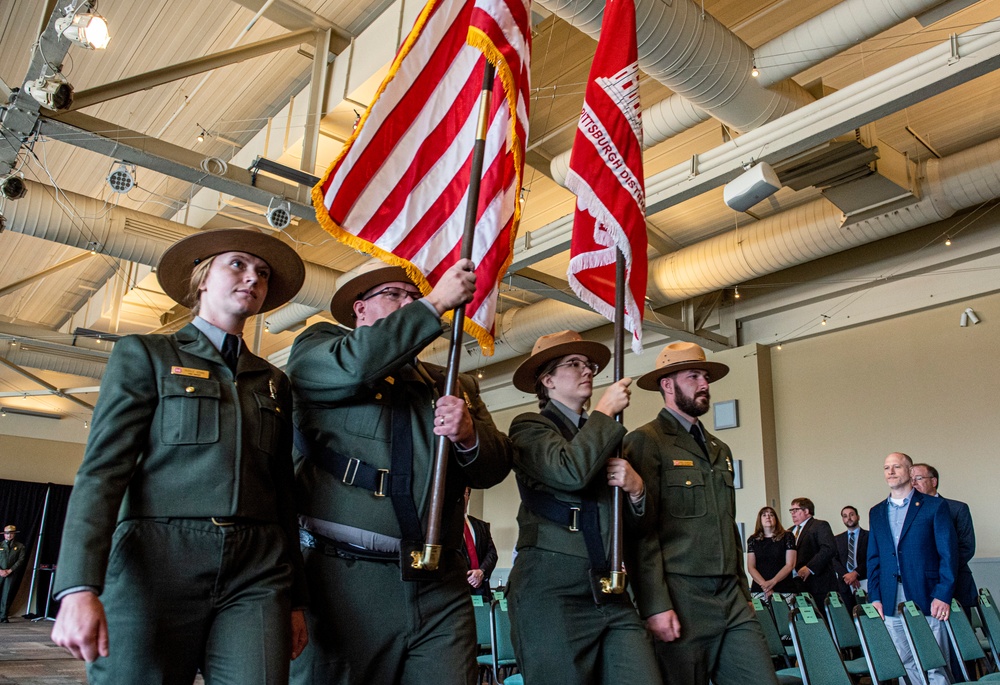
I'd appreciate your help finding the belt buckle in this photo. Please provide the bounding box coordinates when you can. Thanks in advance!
[569,507,581,532]
[342,457,360,486]
[374,469,389,498]
[211,517,235,527]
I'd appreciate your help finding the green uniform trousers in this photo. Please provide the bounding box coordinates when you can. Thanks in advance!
[0,574,21,620]
[87,518,293,685]
[508,549,659,685]
[652,574,778,685]
[291,547,476,685]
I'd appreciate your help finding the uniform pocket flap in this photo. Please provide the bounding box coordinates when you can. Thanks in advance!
[159,375,221,399]
[664,469,704,488]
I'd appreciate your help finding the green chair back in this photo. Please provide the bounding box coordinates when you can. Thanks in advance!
[772,593,792,639]
[490,599,518,681]
[472,597,492,649]
[898,600,948,679]
[825,592,861,651]
[788,606,852,685]
[753,597,791,666]
[979,589,1000,668]
[945,599,985,682]
[855,587,868,604]
[854,603,907,683]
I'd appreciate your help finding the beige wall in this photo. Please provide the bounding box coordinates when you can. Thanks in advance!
[771,291,999,556]
[0,433,82,485]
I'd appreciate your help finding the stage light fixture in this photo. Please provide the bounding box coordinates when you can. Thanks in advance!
[56,3,110,50]
[266,198,292,230]
[965,307,980,325]
[1,174,27,200]
[106,163,135,193]
[24,72,74,111]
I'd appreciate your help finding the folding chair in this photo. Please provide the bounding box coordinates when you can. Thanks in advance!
[854,604,907,685]
[970,603,996,666]
[489,598,519,685]
[753,596,793,667]
[945,599,1000,682]
[773,593,793,639]
[823,592,868,677]
[786,606,853,685]
[855,587,869,605]
[898,600,949,685]
[473,597,493,683]
[981,590,1000,671]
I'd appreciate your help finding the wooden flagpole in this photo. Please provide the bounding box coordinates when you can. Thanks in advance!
[412,61,497,572]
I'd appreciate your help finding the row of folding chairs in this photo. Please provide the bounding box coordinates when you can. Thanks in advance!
[755,588,1000,684]
[472,594,522,685]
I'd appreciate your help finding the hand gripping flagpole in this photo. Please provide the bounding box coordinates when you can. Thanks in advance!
[412,61,497,572]
[600,248,628,595]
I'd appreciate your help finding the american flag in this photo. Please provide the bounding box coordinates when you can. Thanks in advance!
[312,0,531,355]
[565,0,647,354]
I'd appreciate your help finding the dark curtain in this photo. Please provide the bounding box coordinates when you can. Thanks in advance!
[0,478,73,616]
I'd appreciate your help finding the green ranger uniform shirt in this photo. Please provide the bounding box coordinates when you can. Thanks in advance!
[0,539,26,573]
[288,301,513,553]
[54,324,306,605]
[626,408,749,617]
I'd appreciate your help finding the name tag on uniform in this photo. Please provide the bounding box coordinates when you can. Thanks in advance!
[171,366,210,379]
[672,459,694,467]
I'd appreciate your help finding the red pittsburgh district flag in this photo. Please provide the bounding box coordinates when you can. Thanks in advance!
[312,0,531,355]
[565,0,647,354]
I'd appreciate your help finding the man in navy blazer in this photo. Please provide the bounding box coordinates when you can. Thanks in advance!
[868,452,958,685]
[911,463,978,611]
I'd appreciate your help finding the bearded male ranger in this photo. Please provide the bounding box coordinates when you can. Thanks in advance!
[287,258,513,685]
[627,342,777,685]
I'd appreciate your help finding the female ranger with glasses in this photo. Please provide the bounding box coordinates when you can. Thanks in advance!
[506,331,658,684]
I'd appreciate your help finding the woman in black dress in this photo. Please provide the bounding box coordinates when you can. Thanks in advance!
[746,506,797,603]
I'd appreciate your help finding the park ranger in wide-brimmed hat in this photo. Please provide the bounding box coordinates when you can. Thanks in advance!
[52,228,309,684]
[1,524,26,623]
[626,342,779,685]
[506,330,658,684]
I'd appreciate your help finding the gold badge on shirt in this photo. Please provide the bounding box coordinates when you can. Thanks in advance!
[170,366,210,379]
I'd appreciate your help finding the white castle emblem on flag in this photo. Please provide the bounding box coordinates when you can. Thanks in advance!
[596,62,642,144]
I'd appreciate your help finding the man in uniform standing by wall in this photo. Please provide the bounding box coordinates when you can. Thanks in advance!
[288,258,513,685]
[0,525,26,623]
[627,342,778,685]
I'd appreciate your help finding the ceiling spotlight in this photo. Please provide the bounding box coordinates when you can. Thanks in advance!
[266,198,292,230]
[477,369,484,379]
[24,72,74,111]
[56,3,111,50]
[0,408,5,417]
[734,285,741,300]
[196,125,207,143]
[106,163,135,193]
[964,307,980,325]
[751,61,759,78]
[1,174,27,200]
[84,420,89,429]
[821,316,828,326]
[945,236,952,246]
[776,343,782,350]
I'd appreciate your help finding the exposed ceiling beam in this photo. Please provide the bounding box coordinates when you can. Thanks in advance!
[39,111,315,217]
[0,253,97,298]
[229,0,349,35]
[0,355,95,411]
[68,28,322,111]
[511,269,730,350]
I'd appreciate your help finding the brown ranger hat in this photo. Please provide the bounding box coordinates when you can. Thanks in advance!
[329,258,416,325]
[157,227,305,313]
[636,341,730,391]
[512,330,612,393]
[3,525,15,534]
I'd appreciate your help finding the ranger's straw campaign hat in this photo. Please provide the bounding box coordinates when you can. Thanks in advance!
[512,330,611,393]
[157,227,305,313]
[329,259,416,325]
[3,525,16,534]
[636,341,729,390]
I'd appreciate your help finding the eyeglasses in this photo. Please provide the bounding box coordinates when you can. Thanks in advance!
[362,286,422,304]
[911,476,931,482]
[554,359,600,375]
[788,507,804,512]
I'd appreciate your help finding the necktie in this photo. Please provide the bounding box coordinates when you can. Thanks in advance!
[689,424,708,456]
[578,415,587,429]
[847,531,857,572]
[222,334,240,374]
[463,521,480,570]
[793,525,801,542]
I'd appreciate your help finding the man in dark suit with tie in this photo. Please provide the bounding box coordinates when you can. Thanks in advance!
[911,463,978,611]
[462,488,498,597]
[868,452,957,685]
[788,497,837,607]
[832,506,868,613]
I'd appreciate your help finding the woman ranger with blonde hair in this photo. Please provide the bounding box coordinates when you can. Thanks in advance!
[52,228,308,684]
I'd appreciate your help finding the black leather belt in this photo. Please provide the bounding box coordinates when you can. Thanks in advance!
[301,529,398,563]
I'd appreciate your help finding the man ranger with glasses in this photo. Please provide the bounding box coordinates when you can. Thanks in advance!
[287,258,513,685]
